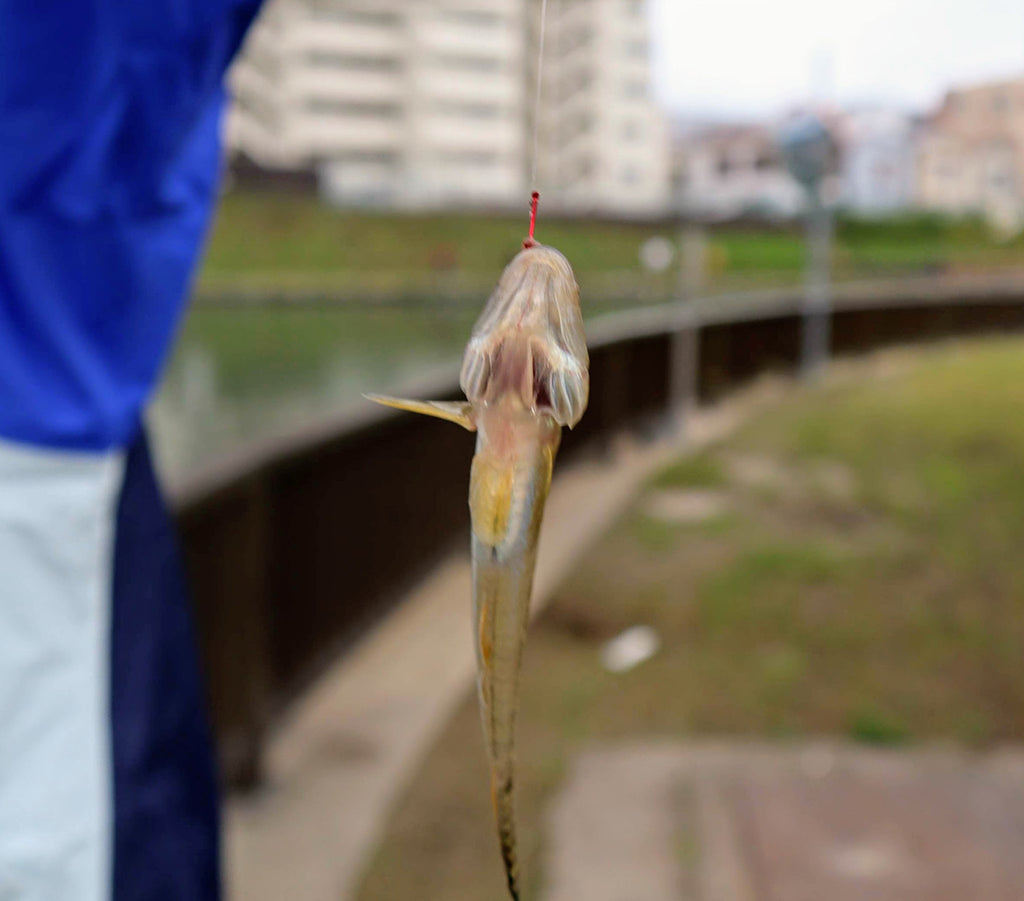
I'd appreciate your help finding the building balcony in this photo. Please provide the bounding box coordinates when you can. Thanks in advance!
[417,71,522,104]
[419,20,522,59]
[289,21,404,57]
[293,115,405,154]
[289,69,404,103]
[419,117,522,150]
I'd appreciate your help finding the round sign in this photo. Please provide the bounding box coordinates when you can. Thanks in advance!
[778,114,833,190]
[640,236,675,273]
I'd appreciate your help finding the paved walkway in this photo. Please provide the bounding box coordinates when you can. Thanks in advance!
[547,742,1024,901]
[225,396,759,901]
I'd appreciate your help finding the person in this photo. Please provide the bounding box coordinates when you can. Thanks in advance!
[0,2,263,898]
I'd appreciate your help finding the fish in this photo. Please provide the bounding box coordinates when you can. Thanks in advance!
[366,242,589,900]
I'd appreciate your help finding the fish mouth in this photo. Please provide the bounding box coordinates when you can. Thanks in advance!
[460,244,589,428]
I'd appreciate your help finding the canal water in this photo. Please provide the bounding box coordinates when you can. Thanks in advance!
[149,284,774,487]
[150,302,478,485]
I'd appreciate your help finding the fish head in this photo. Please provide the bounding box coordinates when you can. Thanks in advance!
[460,244,589,428]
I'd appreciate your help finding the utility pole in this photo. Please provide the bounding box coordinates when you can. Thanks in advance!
[802,184,832,378]
[669,218,706,436]
[778,114,836,379]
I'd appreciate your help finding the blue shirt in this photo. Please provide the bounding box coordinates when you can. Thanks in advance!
[0,1,262,450]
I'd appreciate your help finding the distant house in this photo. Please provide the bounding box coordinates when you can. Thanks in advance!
[915,77,1024,232]
[835,108,918,216]
[674,124,806,220]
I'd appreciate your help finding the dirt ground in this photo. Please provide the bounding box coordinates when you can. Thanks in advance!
[357,339,1024,901]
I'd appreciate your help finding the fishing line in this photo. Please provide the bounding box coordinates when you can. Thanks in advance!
[524,0,549,247]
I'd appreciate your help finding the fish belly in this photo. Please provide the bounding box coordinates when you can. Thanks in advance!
[469,420,557,899]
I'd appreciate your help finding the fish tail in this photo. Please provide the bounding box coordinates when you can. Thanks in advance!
[492,771,521,900]
[479,584,528,900]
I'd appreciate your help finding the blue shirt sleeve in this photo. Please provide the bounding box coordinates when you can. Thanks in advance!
[0,0,263,450]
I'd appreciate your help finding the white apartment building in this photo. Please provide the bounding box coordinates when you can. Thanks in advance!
[535,0,671,217]
[227,0,528,209]
[227,0,670,216]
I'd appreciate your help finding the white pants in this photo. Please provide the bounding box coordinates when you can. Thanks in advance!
[0,438,124,901]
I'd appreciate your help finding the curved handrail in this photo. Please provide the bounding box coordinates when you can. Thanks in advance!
[174,275,1024,787]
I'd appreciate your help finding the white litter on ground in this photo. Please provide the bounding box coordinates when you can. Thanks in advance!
[601,626,661,673]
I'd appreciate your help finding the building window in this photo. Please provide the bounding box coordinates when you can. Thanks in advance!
[305,98,401,117]
[560,25,594,54]
[438,9,503,27]
[233,91,278,132]
[563,66,595,97]
[437,54,503,73]
[439,150,500,167]
[435,101,503,119]
[306,52,402,73]
[624,79,647,99]
[241,43,281,80]
[622,120,642,141]
[312,9,400,28]
[989,162,1013,188]
[333,151,398,166]
[625,38,648,58]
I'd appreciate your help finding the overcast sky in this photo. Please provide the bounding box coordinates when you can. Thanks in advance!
[649,0,1024,120]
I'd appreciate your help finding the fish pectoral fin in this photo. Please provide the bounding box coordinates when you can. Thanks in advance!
[364,394,476,431]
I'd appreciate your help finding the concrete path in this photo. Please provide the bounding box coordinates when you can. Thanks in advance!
[546,742,1024,901]
[224,397,759,901]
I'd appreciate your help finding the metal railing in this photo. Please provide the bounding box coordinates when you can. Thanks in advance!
[172,274,1024,787]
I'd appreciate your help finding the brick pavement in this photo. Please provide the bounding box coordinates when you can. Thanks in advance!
[547,742,1024,901]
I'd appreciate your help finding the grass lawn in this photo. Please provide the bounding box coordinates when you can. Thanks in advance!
[199,193,684,301]
[355,337,1024,901]
[198,193,1024,296]
[202,192,665,276]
